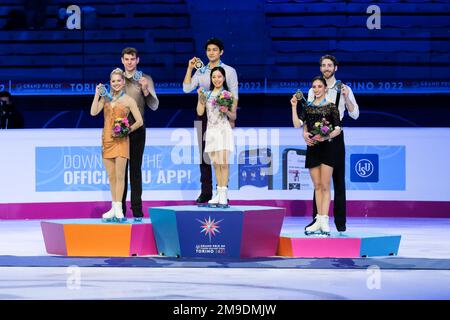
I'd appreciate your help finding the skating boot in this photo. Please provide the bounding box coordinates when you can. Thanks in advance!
[196,192,212,207]
[207,188,221,208]
[304,218,316,230]
[102,202,115,222]
[319,215,331,236]
[335,220,346,235]
[305,215,322,235]
[113,202,127,223]
[218,186,229,208]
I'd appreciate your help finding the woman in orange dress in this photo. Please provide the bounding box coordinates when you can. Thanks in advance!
[90,68,143,222]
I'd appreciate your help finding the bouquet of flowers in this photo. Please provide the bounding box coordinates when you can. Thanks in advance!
[213,90,234,114]
[310,117,333,141]
[112,117,130,138]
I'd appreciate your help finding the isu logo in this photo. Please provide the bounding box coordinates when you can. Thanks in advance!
[355,159,374,178]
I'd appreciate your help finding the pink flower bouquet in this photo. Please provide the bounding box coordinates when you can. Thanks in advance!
[310,117,334,142]
[112,117,130,138]
[215,90,234,114]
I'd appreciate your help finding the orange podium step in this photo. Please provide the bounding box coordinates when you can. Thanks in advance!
[41,219,158,257]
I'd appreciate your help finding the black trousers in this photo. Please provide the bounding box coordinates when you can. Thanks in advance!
[195,112,213,195]
[122,126,146,217]
[312,131,347,230]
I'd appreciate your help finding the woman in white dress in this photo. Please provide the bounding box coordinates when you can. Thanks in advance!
[196,66,237,207]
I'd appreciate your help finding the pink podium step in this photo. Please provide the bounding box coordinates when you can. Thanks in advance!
[278,232,401,258]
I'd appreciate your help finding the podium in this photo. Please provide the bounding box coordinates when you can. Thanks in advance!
[41,219,158,257]
[278,232,402,258]
[149,205,285,258]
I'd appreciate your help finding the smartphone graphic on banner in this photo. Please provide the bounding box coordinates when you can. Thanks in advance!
[282,148,312,190]
[238,148,273,190]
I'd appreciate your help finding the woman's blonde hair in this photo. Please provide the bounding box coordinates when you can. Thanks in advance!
[110,68,124,78]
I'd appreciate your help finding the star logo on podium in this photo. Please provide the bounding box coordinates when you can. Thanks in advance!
[197,216,223,241]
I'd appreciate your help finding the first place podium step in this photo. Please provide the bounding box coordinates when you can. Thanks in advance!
[149,205,285,258]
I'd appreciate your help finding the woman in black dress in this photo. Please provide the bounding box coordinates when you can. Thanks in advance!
[291,76,342,235]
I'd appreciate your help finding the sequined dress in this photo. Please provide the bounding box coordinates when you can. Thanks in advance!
[299,101,341,168]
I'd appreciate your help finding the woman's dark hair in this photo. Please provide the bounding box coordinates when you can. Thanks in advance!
[209,66,229,91]
[311,76,327,87]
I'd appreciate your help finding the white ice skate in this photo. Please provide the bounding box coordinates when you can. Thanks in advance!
[208,188,221,208]
[319,215,331,236]
[113,202,127,223]
[102,202,115,222]
[305,216,322,235]
[217,186,229,208]
[305,215,330,236]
